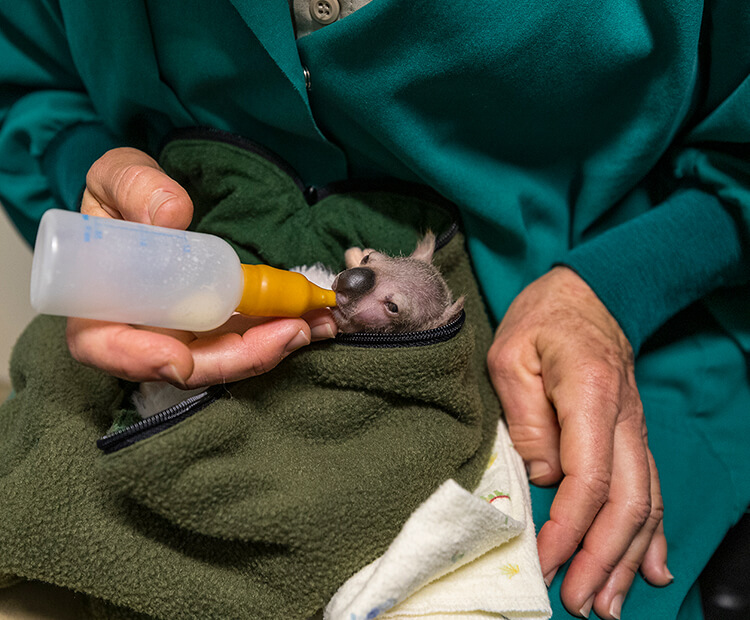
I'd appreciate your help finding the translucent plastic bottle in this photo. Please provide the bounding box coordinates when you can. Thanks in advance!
[30,209,336,332]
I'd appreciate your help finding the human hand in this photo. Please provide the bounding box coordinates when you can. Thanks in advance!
[67,147,337,387]
[487,266,671,619]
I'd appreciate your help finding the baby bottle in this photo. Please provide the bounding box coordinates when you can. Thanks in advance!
[30,210,336,332]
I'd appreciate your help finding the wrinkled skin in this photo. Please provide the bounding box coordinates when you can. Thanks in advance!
[331,232,464,333]
[488,267,670,619]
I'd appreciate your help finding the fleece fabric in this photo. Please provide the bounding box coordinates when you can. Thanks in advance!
[0,134,500,619]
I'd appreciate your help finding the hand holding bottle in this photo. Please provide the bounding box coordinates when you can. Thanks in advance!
[64,148,337,387]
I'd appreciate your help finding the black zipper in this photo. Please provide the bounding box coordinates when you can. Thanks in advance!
[97,386,224,455]
[335,311,465,348]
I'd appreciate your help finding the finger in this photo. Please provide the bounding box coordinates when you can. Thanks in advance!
[81,187,125,220]
[67,318,194,384]
[185,318,312,387]
[188,310,337,343]
[591,448,667,619]
[487,336,562,485]
[303,308,338,341]
[534,360,619,581]
[83,147,193,229]
[640,519,671,585]
[635,438,670,588]
[559,412,652,616]
[195,313,274,337]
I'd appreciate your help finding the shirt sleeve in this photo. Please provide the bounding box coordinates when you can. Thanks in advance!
[560,189,747,354]
[558,3,750,354]
[0,3,121,246]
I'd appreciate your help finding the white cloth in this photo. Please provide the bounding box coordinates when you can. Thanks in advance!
[325,418,551,620]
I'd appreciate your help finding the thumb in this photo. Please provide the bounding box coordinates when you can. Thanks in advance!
[488,339,562,485]
[82,147,193,230]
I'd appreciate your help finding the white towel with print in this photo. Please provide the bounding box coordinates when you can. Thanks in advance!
[325,418,551,620]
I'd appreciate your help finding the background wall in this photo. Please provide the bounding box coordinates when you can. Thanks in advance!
[0,207,35,395]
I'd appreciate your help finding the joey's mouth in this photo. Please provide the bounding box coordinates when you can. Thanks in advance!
[330,304,363,333]
[331,297,355,320]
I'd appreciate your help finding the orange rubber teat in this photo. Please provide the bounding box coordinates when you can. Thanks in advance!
[235,264,337,317]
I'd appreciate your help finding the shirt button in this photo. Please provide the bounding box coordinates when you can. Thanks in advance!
[310,0,340,25]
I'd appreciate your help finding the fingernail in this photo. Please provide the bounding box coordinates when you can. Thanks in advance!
[310,321,335,341]
[579,594,594,619]
[526,460,552,482]
[609,593,623,620]
[543,566,558,587]
[284,329,310,355]
[159,363,187,387]
[663,564,674,584]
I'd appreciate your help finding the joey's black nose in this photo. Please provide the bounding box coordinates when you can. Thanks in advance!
[334,267,376,298]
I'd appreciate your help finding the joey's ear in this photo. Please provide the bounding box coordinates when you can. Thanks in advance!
[344,247,366,269]
[410,231,436,263]
[439,296,464,325]
[345,246,378,268]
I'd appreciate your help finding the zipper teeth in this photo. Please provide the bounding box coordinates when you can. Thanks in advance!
[335,311,465,348]
[435,221,459,251]
[97,387,222,453]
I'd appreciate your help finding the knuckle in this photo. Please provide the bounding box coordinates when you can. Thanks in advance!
[626,496,653,528]
[87,147,136,181]
[578,470,611,505]
[553,513,591,546]
[617,554,642,579]
[249,354,277,378]
[487,341,522,379]
[579,359,619,392]
[648,494,665,525]
[596,551,621,575]
[505,419,548,444]
[115,163,153,198]
[85,152,109,184]
[242,340,281,378]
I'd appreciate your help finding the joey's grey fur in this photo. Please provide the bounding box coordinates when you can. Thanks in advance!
[331,232,464,333]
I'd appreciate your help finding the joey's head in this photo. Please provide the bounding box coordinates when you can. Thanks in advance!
[331,233,464,333]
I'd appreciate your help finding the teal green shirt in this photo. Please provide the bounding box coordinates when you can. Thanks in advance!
[1,0,749,352]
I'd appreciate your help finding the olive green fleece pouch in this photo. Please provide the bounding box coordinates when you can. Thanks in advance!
[0,130,501,619]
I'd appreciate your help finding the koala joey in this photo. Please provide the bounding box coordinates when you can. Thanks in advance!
[132,233,464,418]
[331,232,464,333]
